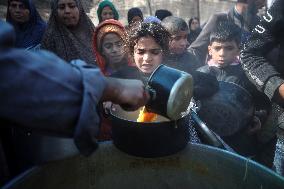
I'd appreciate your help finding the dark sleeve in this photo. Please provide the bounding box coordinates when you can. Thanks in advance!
[0,49,106,156]
[188,13,226,65]
[240,0,284,101]
[192,71,219,99]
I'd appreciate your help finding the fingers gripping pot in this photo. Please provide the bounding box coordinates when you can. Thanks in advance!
[110,65,194,157]
[146,65,194,120]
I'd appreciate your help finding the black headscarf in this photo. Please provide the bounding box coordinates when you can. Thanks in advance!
[127,7,143,24]
[6,0,47,48]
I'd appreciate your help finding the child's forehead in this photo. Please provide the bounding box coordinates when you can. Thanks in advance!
[211,40,238,47]
[172,30,189,37]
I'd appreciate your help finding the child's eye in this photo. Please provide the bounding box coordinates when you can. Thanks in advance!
[103,44,113,49]
[214,47,221,51]
[135,49,145,55]
[173,36,182,41]
[150,49,162,55]
[115,41,123,47]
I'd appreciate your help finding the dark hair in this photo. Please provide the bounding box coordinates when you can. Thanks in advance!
[155,9,172,21]
[161,16,188,36]
[8,0,30,10]
[188,17,200,30]
[209,21,241,47]
[127,7,143,24]
[127,22,170,55]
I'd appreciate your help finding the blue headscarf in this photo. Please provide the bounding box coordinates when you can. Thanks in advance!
[144,16,161,24]
[6,0,47,48]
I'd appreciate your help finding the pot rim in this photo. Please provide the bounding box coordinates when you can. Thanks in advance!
[110,105,190,127]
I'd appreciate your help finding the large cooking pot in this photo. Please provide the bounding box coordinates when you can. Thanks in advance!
[198,81,254,136]
[145,64,193,120]
[2,142,284,189]
[110,105,191,158]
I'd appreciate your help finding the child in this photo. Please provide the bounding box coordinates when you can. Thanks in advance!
[198,21,271,158]
[161,16,202,74]
[198,21,248,88]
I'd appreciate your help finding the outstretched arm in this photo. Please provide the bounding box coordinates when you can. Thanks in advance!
[240,0,284,102]
[0,49,148,155]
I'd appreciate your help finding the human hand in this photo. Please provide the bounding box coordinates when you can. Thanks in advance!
[102,78,150,111]
[102,101,115,115]
[278,83,284,100]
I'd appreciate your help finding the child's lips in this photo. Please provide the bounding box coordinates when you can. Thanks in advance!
[142,64,152,69]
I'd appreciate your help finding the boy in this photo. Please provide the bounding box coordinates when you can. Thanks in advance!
[198,21,247,87]
[161,16,202,73]
[198,21,272,162]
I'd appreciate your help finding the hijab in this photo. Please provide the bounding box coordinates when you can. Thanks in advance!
[93,19,132,75]
[41,0,96,65]
[127,7,143,24]
[97,0,119,23]
[6,0,47,48]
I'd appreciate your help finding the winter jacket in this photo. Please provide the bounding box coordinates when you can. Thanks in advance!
[240,0,284,107]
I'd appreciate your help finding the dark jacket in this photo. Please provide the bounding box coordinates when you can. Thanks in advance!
[198,64,252,90]
[240,0,284,107]
[163,51,202,74]
[189,7,259,64]
[198,64,270,111]
[187,28,202,45]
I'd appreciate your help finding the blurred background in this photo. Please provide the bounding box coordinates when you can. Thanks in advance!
[0,0,257,25]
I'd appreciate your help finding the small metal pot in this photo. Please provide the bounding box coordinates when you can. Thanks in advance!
[198,81,255,136]
[110,105,191,158]
[146,65,193,120]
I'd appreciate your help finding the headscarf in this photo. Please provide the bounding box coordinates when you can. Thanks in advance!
[41,0,96,65]
[127,7,143,24]
[144,16,161,24]
[93,19,131,75]
[6,0,47,48]
[154,9,172,21]
[97,0,119,23]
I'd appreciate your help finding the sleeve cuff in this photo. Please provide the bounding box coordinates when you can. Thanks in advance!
[73,66,106,156]
[264,76,284,100]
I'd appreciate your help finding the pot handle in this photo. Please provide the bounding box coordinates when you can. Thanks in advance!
[191,109,232,151]
[145,86,156,101]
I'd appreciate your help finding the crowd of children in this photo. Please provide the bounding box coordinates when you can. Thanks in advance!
[2,0,283,186]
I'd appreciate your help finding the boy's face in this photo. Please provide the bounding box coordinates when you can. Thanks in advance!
[208,40,239,67]
[169,30,189,54]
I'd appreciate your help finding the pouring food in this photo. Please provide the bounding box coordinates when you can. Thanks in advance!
[144,64,193,121]
[110,105,191,157]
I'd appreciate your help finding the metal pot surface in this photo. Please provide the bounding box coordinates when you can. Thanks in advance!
[146,64,193,120]
[198,81,254,136]
[3,142,284,189]
[110,105,191,158]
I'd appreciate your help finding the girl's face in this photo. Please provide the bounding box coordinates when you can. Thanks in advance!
[101,6,114,22]
[9,1,30,23]
[101,33,125,64]
[134,36,163,74]
[57,0,80,27]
